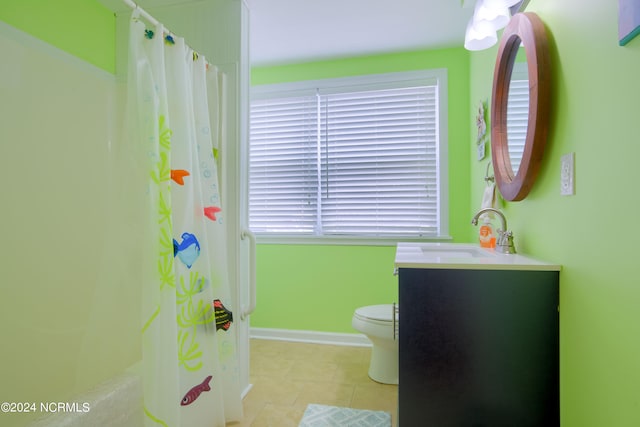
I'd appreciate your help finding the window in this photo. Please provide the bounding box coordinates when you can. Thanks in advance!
[249,70,448,241]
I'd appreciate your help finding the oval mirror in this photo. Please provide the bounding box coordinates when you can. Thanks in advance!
[491,12,551,201]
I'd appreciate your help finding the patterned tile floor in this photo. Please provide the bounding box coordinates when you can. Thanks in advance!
[227,339,398,427]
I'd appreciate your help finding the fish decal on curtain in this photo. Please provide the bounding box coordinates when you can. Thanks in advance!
[180,375,213,406]
[171,169,190,185]
[173,232,200,268]
[203,206,222,221]
[213,299,233,331]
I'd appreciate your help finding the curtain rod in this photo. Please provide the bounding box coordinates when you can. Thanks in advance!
[122,0,175,37]
[122,0,157,26]
[122,0,215,67]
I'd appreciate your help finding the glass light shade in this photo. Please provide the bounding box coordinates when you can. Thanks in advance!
[483,0,522,8]
[464,18,498,51]
[475,1,511,31]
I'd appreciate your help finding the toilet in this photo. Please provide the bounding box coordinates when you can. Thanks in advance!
[352,304,399,385]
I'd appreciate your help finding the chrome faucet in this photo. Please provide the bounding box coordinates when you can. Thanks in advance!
[471,208,516,254]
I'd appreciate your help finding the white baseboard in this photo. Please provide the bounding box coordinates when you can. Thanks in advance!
[250,327,371,347]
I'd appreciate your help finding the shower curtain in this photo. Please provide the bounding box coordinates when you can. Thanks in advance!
[127,10,242,426]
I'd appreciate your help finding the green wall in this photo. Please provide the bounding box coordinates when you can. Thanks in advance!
[0,0,115,73]
[469,1,640,426]
[250,48,471,333]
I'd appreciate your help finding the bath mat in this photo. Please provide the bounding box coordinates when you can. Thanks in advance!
[299,404,391,427]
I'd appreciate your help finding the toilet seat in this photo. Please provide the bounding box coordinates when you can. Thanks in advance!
[354,304,397,323]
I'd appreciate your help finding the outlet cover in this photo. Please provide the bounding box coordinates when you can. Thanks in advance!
[560,152,575,196]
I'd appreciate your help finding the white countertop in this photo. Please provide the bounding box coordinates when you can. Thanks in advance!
[395,242,561,271]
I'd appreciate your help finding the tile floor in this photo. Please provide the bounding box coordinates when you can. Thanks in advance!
[227,338,398,427]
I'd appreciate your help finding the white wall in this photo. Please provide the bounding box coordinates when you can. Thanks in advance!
[0,21,141,427]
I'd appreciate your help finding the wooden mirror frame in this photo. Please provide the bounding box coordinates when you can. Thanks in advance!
[491,12,551,201]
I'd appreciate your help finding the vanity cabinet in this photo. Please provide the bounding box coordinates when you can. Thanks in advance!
[398,267,559,427]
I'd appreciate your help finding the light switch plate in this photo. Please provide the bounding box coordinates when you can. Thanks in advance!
[560,152,575,196]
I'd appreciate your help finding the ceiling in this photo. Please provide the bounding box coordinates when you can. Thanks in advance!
[247,0,476,66]
[98,0,478,66]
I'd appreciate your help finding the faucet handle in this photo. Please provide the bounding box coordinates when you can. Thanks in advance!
[501,231,516,254]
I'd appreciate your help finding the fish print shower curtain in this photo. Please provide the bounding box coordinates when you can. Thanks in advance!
[127,10,242,427]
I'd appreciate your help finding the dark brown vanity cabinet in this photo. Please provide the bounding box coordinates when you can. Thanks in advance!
[398,268,559,427]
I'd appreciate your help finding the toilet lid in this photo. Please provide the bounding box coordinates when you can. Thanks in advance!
[355,304,397,322]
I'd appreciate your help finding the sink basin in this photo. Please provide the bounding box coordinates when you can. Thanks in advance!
[420,246,496,258]
[395,242,561,271]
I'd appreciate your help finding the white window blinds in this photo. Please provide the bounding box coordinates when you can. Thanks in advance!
[249,70,448,239]
[249,95,318,233]
[506,63,529,175]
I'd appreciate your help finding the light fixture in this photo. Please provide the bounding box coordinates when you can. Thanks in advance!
[483,0,522,8]
[474,1,510,30]
[464,18,497,51]
[464,0,515,51]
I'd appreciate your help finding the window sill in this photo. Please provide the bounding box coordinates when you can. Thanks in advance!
[254,235,454,246]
